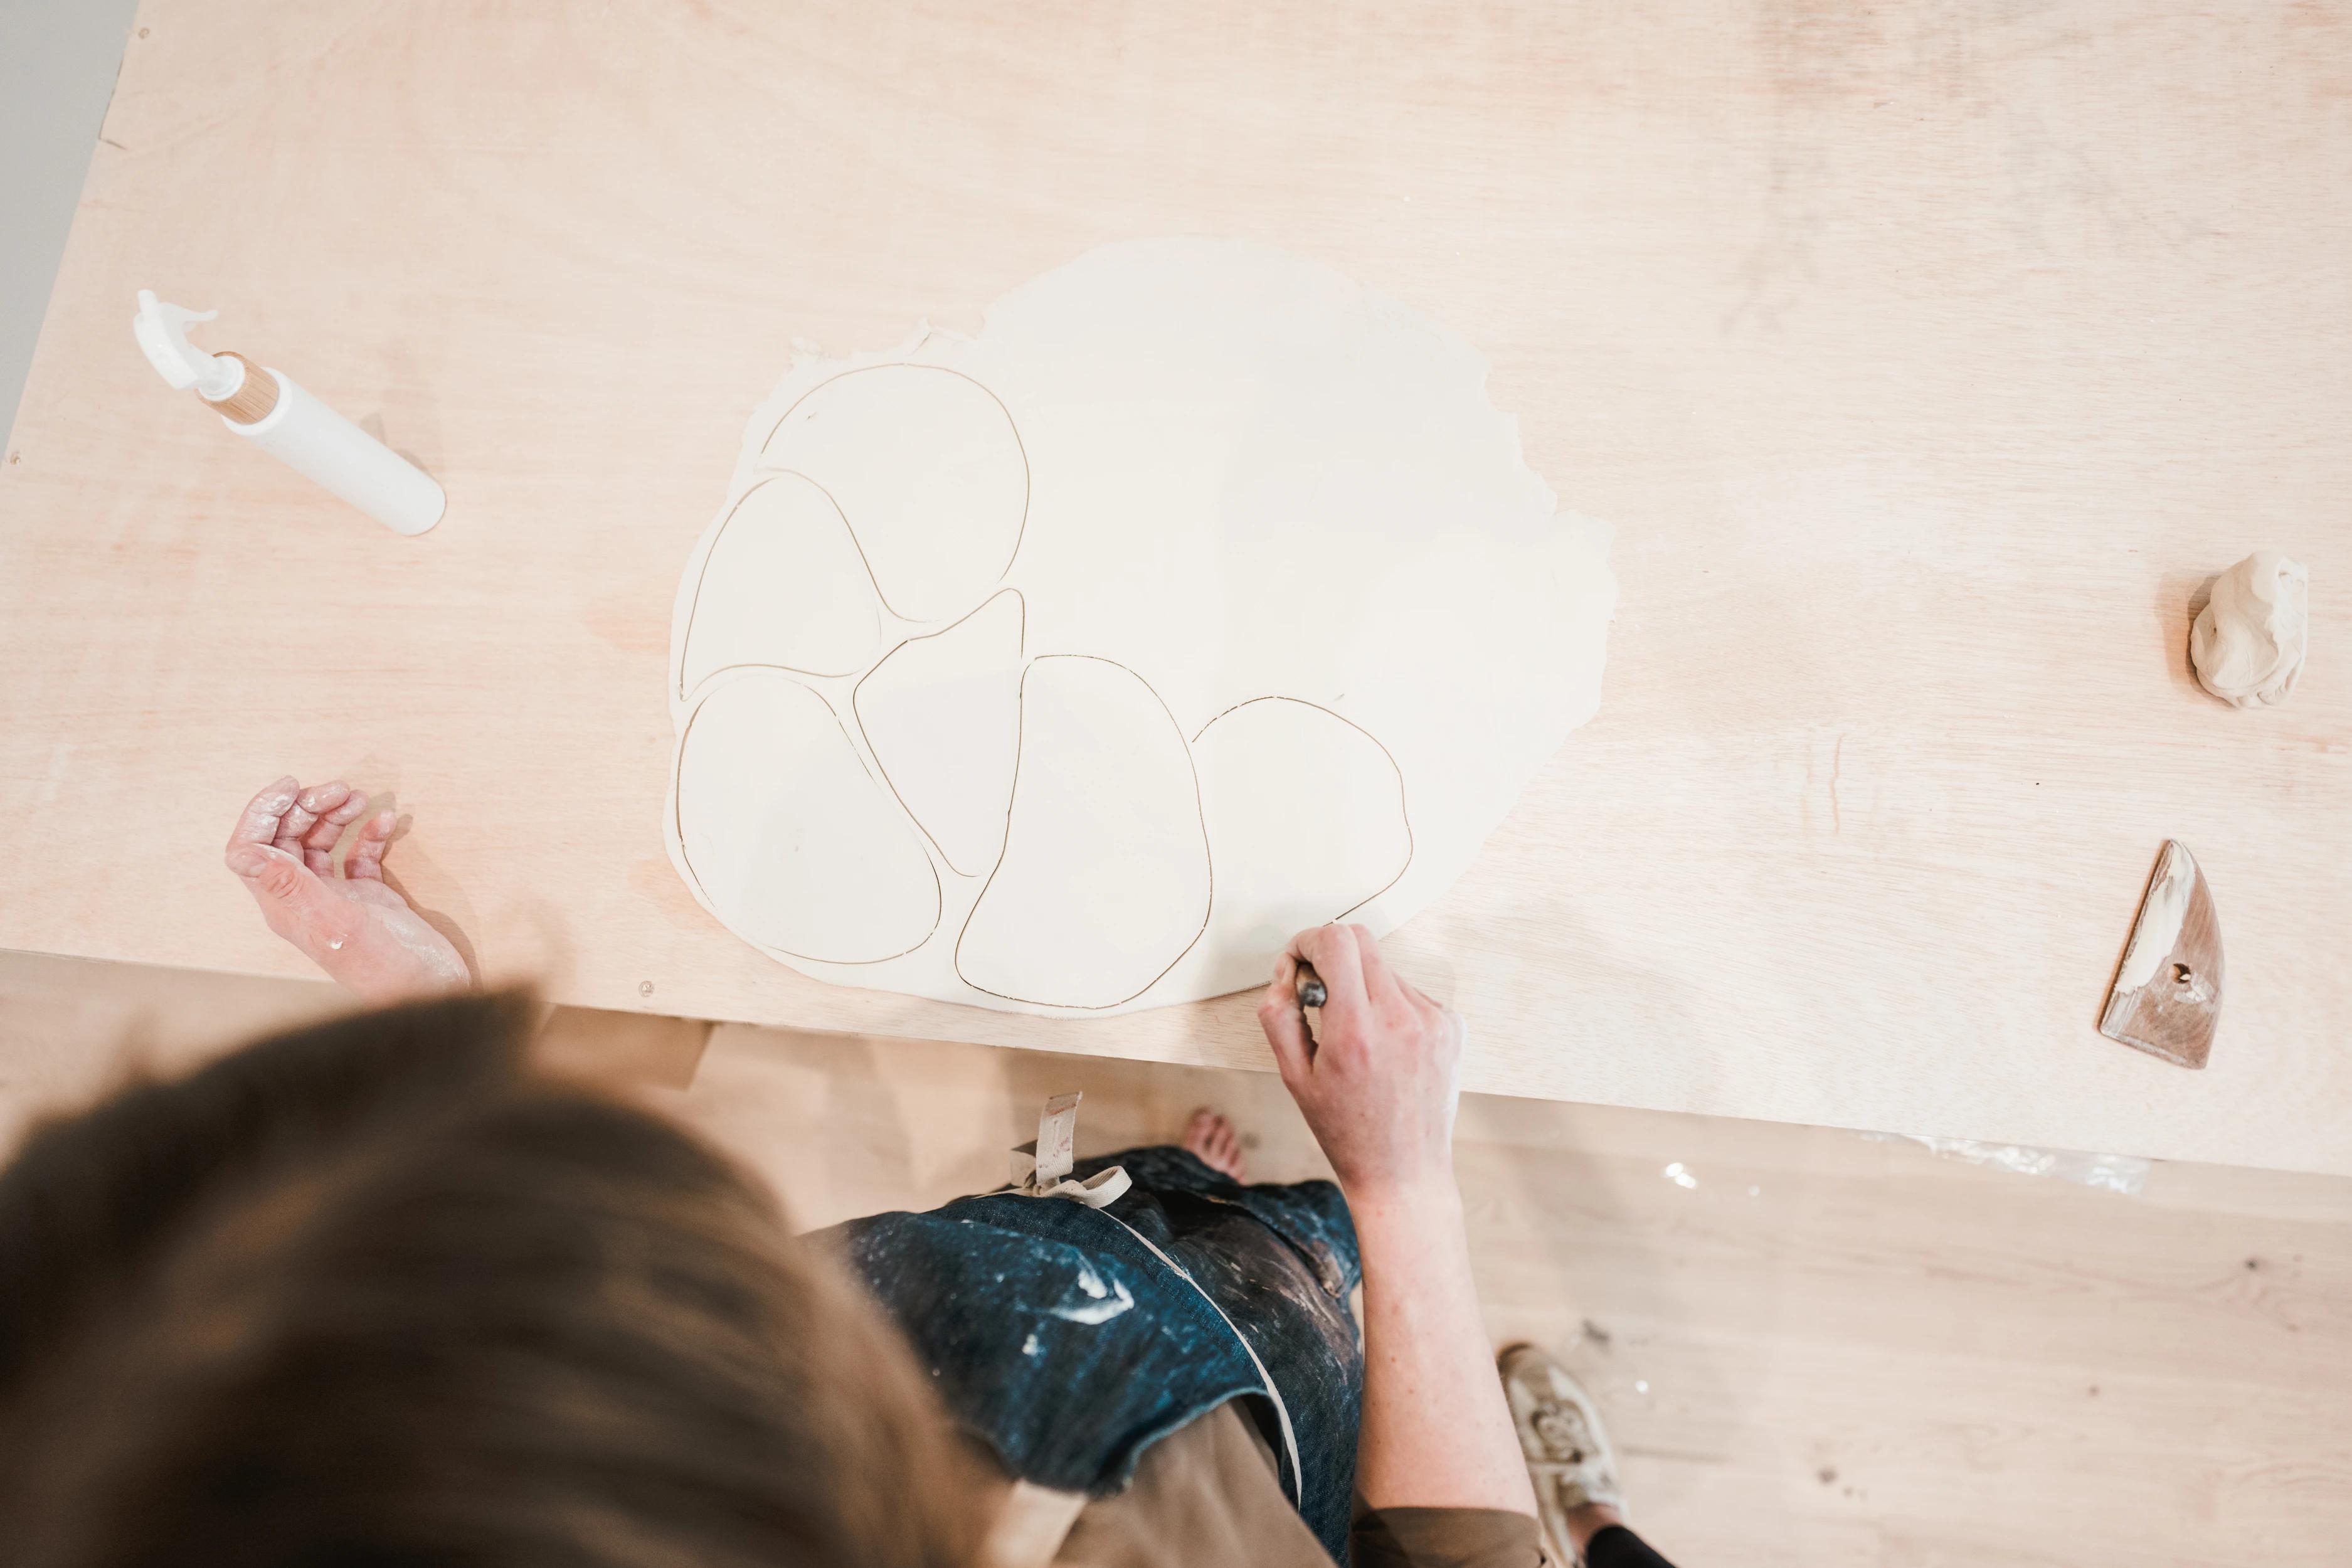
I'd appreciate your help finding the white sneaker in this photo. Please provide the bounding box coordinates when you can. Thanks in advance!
[1499,1342,1624,1562]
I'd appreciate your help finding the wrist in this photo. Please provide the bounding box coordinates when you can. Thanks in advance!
[1341,1169,1465,1230]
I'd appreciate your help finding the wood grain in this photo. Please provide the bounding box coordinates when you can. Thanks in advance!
[1,1,2346,1172]
[208,352,278,425]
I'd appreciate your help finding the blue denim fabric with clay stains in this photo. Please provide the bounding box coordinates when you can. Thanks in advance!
[824,1145,1364,1562]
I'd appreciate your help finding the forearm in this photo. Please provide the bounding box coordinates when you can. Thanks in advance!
[1255,927,1532,1517]
[1350,1178,1537,1517]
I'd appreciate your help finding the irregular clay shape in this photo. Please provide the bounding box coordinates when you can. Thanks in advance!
[677,475,884,696]
[674,671,938,962]
[854,590,1025,876]
[956,656,1209,1007]
[667,238,1619,1015]
[1191,697,1412,985]
[761,365,1027,623]
[2191,551,2309,708]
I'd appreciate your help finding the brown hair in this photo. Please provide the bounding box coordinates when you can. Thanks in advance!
[0,991,982,1568]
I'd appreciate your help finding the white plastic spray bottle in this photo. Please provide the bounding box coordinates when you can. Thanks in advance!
[132,290,445,536]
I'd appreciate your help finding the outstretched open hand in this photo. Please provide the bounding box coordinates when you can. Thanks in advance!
[224,776,471,1001]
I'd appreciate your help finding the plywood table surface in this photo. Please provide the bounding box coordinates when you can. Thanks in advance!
[3,1,2346,1174]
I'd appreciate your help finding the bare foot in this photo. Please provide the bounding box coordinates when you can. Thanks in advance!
[224,776,471,1002]
[1183,1108,1248,1182]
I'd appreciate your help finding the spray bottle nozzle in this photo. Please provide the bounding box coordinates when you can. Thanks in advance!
[133,289,241,398]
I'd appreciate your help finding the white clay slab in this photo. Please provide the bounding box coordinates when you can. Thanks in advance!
[1189,696,1412,995]
[956,654,1213,1009]
[675,475,886,692]
[665,237,1618,1015]
[760,365,1029,623]
[853,589,1027,877]
[674,670,940,964]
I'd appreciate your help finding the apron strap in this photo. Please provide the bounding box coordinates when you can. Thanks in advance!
[1008,1091,1131,1208]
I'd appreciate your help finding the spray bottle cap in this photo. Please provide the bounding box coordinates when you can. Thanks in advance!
[133,290,243,400]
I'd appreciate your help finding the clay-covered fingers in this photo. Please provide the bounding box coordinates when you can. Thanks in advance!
[227,775,303,859]
[268,781,337,855]
[295,787,372,874]
[345,808,397,881]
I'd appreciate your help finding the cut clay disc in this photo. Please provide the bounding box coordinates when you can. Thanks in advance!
[665,237,1618,1014]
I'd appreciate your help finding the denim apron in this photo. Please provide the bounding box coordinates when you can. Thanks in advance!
[824,1101,1364,1562]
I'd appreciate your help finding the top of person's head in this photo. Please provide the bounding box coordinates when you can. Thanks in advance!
[0,992,981,1568]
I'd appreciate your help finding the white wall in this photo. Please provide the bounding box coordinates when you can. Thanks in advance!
[0,0,142,440]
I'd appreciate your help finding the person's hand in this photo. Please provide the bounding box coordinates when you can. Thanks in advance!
[224,776,472,1002]
[1264,930,1530,1520]
[1257,923,1465,1202]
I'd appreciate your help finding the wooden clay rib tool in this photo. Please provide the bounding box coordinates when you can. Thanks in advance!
[2100,840,2223,1069]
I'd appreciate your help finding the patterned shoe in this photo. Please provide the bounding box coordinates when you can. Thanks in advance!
[1499,1342,1624,1563]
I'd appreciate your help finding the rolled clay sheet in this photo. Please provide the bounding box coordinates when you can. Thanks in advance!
[665,237,1618,1015]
